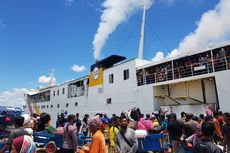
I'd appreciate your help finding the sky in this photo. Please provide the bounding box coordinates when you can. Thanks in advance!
[0,0,230,108]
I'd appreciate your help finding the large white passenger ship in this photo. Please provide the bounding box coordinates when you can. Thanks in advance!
[24,43,230,126]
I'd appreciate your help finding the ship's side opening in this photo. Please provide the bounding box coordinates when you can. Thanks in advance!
[153,77,218,116]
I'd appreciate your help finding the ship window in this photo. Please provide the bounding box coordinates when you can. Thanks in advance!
[41,105,45,109]
[107,98,112,104]
[124,69,129,80]
[57,90,59,96]
[51,105,53,108]
[109,74,114,83]
[53,91,55,97]
[66,103,69,107]
[57,104,59,108]
[47,105,49,108]
[62,88,65,94]
[75,102,78,106]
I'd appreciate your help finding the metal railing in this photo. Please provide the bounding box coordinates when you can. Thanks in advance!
[137,56,230,86]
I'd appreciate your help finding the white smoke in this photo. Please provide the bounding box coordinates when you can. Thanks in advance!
[93,0,154,60]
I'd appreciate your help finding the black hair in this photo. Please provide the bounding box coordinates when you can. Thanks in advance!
[146,114,150,119]
[120,114,128,120]
[67,114,76,122]
[113,116,120,122]
[213,111,218,117]
[185,113,193,119]
[199,114,204,119]
[14,115,24,127]
[193,116,199,122]
[181,112,186,117]
[32,113,38,118]
[223,112,230,118]
[95,113,103,118]
[204,115,213,122]
[170,113,177,120]
[202,122,215,137]
[140,114,144,118]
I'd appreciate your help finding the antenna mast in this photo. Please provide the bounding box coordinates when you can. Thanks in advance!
[49,68,55,86]
[138,0,147,59]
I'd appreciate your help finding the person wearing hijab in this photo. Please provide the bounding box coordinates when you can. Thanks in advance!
[11,135,36,153]
[78,116,106,153]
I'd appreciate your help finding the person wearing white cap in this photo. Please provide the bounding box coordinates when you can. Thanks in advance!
[21,114,34,137]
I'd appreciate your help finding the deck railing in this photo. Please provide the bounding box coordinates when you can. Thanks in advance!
[137,56,230,86]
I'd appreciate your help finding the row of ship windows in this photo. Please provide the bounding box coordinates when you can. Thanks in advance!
[108,69,129,84]
[32,98,112,109]
[33,102,78,109]
[48,69,129,98]
[53,88,65,97]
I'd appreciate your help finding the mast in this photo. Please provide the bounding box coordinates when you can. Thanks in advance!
[49,68,56,86]
[138,0,147,59]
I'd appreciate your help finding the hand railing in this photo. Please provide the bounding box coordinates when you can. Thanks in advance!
[137,56,229,86]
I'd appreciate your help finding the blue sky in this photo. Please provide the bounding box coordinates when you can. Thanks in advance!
[1,0,229,107]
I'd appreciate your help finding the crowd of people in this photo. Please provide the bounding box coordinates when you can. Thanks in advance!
[0,108,230,153]
[54,108,230,153]
[137,47,230,86]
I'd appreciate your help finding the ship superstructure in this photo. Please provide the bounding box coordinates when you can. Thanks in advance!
[25,44,230,126]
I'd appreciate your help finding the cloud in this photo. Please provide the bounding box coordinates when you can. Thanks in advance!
[0,88,28,109]
[177,0,230,55]
[151,48,179,61]
[151,51,164,62]
[167,49,179,58]
[71,64,86,72]
[93,0,154,60]
[152,0,230,60]
[38,75,56,84]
